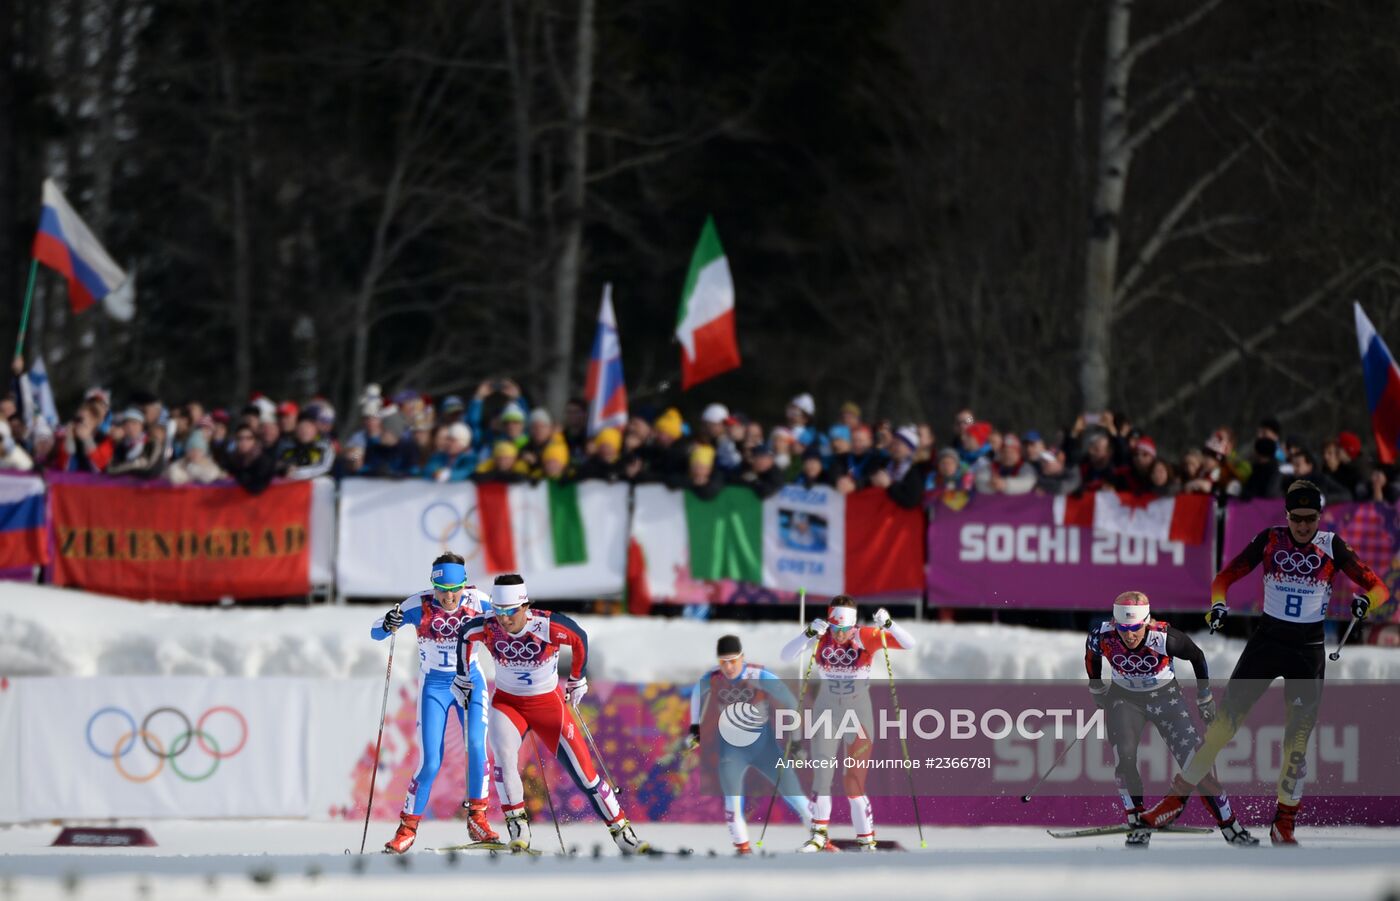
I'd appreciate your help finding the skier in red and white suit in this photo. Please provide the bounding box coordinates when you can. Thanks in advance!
[454,572,648,854]
[780,595,915,852]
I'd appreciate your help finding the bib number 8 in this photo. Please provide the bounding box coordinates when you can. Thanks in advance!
[1285,594,1303,618]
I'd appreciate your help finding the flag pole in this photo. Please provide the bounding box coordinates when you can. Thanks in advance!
[13,258,39,361]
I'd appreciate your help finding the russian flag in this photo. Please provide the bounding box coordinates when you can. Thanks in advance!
[32,179,128,314]
[0,477,48,568]
[1355,302,1400,464]
[585,283,628,436]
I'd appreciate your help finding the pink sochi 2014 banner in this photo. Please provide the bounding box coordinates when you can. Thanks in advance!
[925,494,1216,610]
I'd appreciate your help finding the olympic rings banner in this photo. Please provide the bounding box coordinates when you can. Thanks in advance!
[1222,498,1400,622]
[335,479,630,598]
[16,677,310,819]
[48,473,314,601]
[925,494,1217,610]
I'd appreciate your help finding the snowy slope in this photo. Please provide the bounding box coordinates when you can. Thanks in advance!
[4,582,1400,681]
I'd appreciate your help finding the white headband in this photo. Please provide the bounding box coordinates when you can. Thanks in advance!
[491,582,530,610]
[828,606,857,628]
[1113,602,1150,625]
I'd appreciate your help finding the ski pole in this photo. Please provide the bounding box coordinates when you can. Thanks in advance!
[570,703,621,796]
[881,626,925,848]
[532,735,568,855]
[1020,733,1082,803]
[758,589,812,848]
[358,603,401,854]
[1329,615,1362,662]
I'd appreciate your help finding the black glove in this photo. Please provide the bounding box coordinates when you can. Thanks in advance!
[1206,603,1227,633]
[1089,681,1112,710]
[1197,692,1217,724]
[384,606,404,631]
[1352,593,1371,620]
[685,723,701,751]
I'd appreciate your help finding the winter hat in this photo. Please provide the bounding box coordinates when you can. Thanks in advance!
[895,426,919,450]
[967,421,993,447]
[252,396,277,423]
[1136,437,1158,458]
[1023,430,1043,444]
[594,428,622,452]
[1204,430,1230,457]
[440,395,466,414]
[493,440,518,461]
[1112,590,1151,626]
[185,429,210,455]
[654,408,684,439]
[839,401,861,418]
[1337,431,1362,459]
[529,408,553,426]
[828,425,852,443]
[789,393,816,419]
[937,447,960,463]
[716,635,743,659]
[802,445,824,462]
[277,400,299,418]
[770,427,795,446]
[446,423,472,446]
[690,444,716,468]
[702,403,729,424]
[542,439,570,466]
[115,407,143,425]
[1285,480,1323,513]
[500,403,526,423]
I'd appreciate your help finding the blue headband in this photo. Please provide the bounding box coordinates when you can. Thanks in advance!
[430,562,467,589]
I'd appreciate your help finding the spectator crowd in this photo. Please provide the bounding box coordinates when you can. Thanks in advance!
[4,361,1397,509]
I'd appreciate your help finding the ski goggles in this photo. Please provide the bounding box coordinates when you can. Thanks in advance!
[830,624,856,634]
[430,562,467,591]
[1287,512,1319,524]
[1114,621,1147,633]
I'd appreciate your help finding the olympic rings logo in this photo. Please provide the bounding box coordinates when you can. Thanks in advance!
[427,611,468,637]
[494,639,539,661]
[821,646,860,666]
[1273,550,1321,575]
[86,706,248,783]
[1110,654,1163,675]
[718,686,757,704]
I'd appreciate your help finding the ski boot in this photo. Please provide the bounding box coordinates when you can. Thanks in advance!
[504,808,531,852]
[384,813,422,854]
[1218,816,1259,846]
[1124,808,1150,849]
[854,833,878,852]
[798,823,839,853]
[464,798,500,844]
[1270,802,1300,846]
[609,818,649,855]
[734,841,753,856]
[1140,776,1193,828]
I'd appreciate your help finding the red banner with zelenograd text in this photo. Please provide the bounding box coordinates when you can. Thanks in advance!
[48,474,311,601]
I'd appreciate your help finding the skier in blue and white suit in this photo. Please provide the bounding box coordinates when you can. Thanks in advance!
[372,552,495,853]
[686,634,811,855]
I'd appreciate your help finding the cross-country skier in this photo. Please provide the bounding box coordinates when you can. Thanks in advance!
[1086,590,1257,847]
[372,553,496,853]
[1142,480,1388,844]
[780,596,915,852]
[456,573,649,854]
[687,634,812,855]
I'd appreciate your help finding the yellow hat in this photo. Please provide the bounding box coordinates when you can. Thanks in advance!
[690,444,716,467]
[595,427,622,451]
[542,440,570,466]
[493,440,518,459]
[655,408,683,439]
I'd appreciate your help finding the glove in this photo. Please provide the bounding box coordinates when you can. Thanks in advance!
[873,608,893,630]
[1352,593,1371,620]
[383,606,404,631]
[805,618,829,639]
[684,723,701,751]
[450,674,472,709]
[1206,603,1227,633]
[564,676,588,706]
[1089,681,1112,710]
[1197,692,1217,724]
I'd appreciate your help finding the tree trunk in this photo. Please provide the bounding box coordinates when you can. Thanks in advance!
[545,0,595,416]
[217,20,253,405]
[1078,0,1131,414]
[0,0,16,347]
[504,0,546,390]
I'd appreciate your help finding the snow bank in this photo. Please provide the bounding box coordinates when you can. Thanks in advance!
[4,583,1400,682]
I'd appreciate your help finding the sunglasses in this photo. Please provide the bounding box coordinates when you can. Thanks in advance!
[432,583,466,593]
[831,624,855,634]
[1114,621,1146,633]
[1288,513,1319,524]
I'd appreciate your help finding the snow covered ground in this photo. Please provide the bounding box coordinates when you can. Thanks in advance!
[6,582,1400,682]
[2,822,1400,899]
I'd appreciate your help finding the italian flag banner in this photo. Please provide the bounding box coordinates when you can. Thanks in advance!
[675,216,740,389]
[1052,491,1211,545]
[630,484,923,601]
[337,480,628,598]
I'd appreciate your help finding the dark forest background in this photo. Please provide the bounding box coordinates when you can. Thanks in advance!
[2,0,1399,450]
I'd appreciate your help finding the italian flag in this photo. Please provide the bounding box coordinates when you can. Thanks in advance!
[630,484,923,600]
[1053,491,1211,545]
[476,481,589,573]
[675,217,740,389]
